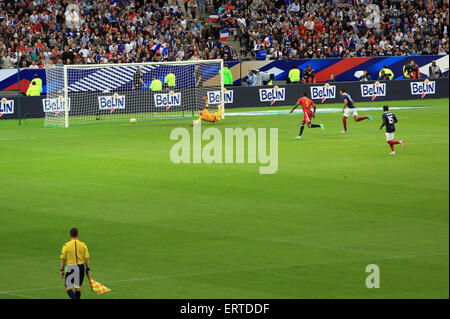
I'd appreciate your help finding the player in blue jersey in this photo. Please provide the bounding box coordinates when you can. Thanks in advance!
[339,88,373,133]
[380,105,405,155]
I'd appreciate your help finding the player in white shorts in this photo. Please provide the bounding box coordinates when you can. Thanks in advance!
[380,105,405,155]
[339,88,373,133]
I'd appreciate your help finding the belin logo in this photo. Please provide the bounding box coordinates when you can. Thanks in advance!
[0,97,14,117]
[98,93,126,113]
[259,86,285,105]
[42,96,71,115]
[310,83,336,103]
[361,81,386,100]
[154,90,181,110]
[207,88,234,105]
[410,79,435,98]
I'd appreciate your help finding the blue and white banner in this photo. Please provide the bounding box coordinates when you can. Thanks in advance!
[410,79,436,98]
[259,86,285,105]
[207,89,234,104]
[154,91,181,109]
[42,97,71,113]
[0,97,14,117]
[361,81,386,100]
[310,83,336,102]
[98,93,126,112]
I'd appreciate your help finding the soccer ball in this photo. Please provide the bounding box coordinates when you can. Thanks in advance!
[130,118,137,124]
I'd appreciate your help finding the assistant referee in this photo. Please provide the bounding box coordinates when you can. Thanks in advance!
[60,228,90,299]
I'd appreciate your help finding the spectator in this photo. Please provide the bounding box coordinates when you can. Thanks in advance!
[61,46,74,64]
[288,65,300,84]
[303,65,316,83]
[1,52,13,69]
[378,65,394,80]
[256,45,267,61]
[288,1,300,13]
[29,60,39,69]
[429,61,442,79]
[188,0,198,20]
[358,70,371,81]
[328,74,336,82]
[198,0,206,18]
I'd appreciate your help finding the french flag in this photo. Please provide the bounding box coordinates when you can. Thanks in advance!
[208,15,219,23]
[151,43,161,53]
[220,29,229,41]
[264,35,273,46]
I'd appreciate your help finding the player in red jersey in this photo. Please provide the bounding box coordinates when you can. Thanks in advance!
[290,91,324,139]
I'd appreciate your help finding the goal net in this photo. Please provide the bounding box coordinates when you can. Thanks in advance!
[44,60,224,127]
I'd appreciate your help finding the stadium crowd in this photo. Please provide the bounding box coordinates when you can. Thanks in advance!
[225,0,449,60]
[0,0,448,69]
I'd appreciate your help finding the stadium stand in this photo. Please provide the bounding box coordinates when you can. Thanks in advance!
[0,0,448,69]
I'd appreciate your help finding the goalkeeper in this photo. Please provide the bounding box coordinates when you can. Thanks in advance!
[191,97,223,126]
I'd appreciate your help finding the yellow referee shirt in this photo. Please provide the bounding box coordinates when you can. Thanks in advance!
[164,73,176,87]
[60,239,89,265]
[150,79,163,91]
[289,68,300,82]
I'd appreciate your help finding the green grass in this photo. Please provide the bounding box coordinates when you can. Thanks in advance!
[0,99,448,299]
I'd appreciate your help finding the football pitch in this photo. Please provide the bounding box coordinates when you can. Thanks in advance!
[0,98,448,299]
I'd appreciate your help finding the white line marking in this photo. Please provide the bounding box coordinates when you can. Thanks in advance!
[226,106,435,117]
[3,292,37,299]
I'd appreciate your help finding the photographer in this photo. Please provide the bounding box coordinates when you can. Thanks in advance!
[359,70,371,81]
[242,69,257,86]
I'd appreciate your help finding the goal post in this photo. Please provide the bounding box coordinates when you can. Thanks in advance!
[220,59,225,120]
[44,59,225,127]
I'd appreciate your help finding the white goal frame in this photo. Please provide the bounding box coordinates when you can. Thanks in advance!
[54,59,225,127]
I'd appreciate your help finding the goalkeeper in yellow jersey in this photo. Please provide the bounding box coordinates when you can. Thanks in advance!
[191,96,223,126]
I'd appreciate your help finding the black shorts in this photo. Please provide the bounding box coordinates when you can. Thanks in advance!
[65,264,85,288]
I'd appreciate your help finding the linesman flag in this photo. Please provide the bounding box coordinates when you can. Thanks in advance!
[89,278,111,295]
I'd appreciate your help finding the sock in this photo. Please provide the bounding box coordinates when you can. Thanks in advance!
[388,141,400,151]
[67,290,77,300]
[355,116,368,122]
[75,290,81,300]
[388,143,394,151]
[342,117,347,131]
[299,125,305,136]
[309,124,321,128]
